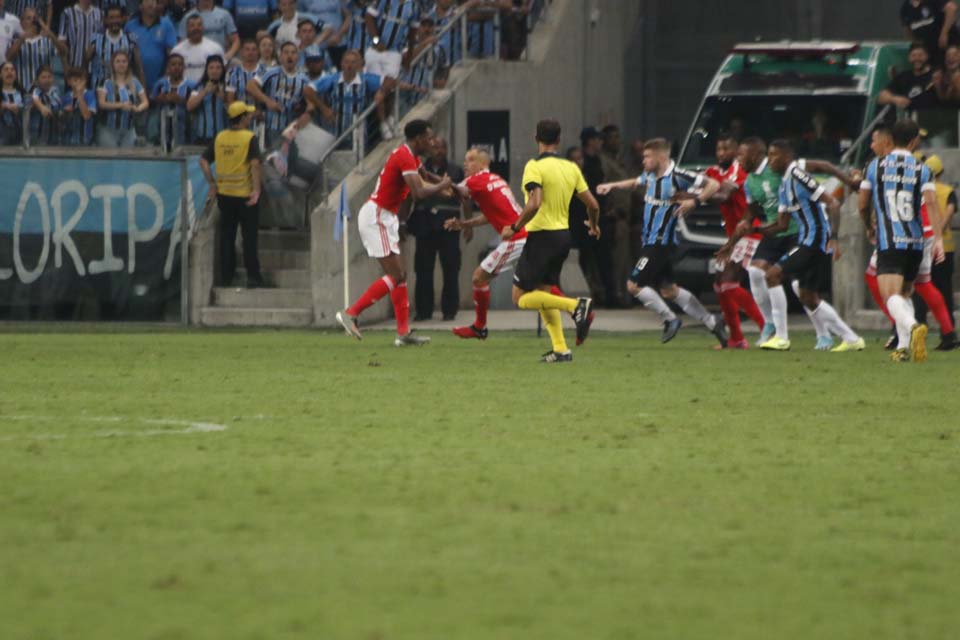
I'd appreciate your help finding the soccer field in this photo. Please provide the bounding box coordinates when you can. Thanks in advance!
[2,327,958,639]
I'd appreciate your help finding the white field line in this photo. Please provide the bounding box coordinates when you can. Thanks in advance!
[0,416,227,442]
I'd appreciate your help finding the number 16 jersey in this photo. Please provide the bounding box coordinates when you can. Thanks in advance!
[862,149,935,252]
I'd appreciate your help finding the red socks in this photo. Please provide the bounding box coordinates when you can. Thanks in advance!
[347,275,394,317]
[864,272,894,324]
[473,285,490,329]
[916,281,955,334]
[391,281,410,336]
[729,285,765,329]
[716,283,744,343]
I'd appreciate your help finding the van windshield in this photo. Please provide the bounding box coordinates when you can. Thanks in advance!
[680,95,867,166]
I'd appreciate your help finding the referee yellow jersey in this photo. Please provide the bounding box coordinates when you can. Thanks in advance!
[521,152,590,232]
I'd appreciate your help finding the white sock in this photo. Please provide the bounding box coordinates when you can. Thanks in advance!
[887,294,915,348]
[748,266,773,324]
[792,280,829,339]
[673,287,716,329]
[635,286,676,322]
[769,284,789,340]
[812,301,859,343]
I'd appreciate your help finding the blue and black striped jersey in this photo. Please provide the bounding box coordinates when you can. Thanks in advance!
[59,4,102,70]
[89,31,138,88]
[345,0,371,52]
[99,77,143,131]
[1,88,24,139]
[636,162,704,247]
[226,62,265,104]
[62,88,97,145]
[366,0,419,52]
[778,161,831,252]
[151,76,194,145]
[310,70,379,135]
[863,149,934,252]
[14,36,56,92]
[29,85,62,144]
[188,82,228,142]
[253,66,308,132]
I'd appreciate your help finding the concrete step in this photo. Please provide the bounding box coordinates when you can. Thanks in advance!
[254,249,310,270]
[200,306,313,327]
[257,229,309,251]
[236,268,310,289]
[212,287,312,309]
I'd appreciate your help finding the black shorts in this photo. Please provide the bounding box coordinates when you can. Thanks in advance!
[778,245,832,292]
[754,233,798,264]
[513,229,570,291]
[629,244,675,288]
[876,249,924,282]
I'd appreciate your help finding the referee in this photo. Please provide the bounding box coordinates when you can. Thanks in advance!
[199,101,265,288]
[502,119,601,362]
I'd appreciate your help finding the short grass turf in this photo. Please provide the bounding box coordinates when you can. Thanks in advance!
[1,328,959,640]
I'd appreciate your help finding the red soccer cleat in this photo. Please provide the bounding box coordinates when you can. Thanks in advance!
[453,325,488,340]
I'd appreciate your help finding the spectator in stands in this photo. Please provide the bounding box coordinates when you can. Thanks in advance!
[10,0,52,27]
[0,0,24,62]
[410,135,464,321]
[300,43,330,80]
[500,0,532,60]
[466,0,500,58]
[125,0,177,94]
[933,44,960,103]
[29,64,60,144]
[227,38,263,104]
[158,0,188,28]
[87,6,144,88]
[257,31,276,67]
[300,0,350,67]
[598,123,630,307]
[179,0,239,61]
[96,49,148,147]
[878,42,940,111]
[363,0,418,80]
[344,0,371,55]
[186,53,227,143]
[304,47,383,137]
[224,0,275,41]
[172,14,224,83]
[428,0,462,66]
[901,0,958,66]
[267,0,315,47]
[8,5,65,92]
[401,16,445,95]
[580,126,619,307]
[566,144,581,165]
[0,61,23,145]
[245,39,308,145]
[295,16,321,52]
[918,154,957,331]
[62,66,95,144]
[150,51,190,145]
[57,0,100,75]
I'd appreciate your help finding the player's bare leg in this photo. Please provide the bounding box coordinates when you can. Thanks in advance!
[660,282,727,348]
[453,266,493,340]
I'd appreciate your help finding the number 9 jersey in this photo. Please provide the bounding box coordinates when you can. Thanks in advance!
[862,149,935,253]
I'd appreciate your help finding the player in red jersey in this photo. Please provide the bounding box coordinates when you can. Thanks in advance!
[336,120,453,346]
[443,148,529,339]
[704,133,766,349]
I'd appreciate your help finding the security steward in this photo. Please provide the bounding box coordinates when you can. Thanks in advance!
[199,101,265,288]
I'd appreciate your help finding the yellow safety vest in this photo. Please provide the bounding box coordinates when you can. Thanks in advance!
[215,128,255,197]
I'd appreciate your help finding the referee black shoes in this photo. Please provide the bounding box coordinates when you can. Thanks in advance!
[572,297,595,345]
[541,350,573,363]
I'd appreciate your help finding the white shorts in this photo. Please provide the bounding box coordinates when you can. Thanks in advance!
[364,47,402,79]
[480,238,526,275]
[918,236,934,283]
[712,236,759,272]
[358,200,400,258]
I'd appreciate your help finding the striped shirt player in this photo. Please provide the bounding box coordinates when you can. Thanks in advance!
[0,87,23,145]
[636,161,704,248]
[188,81,227,143]
[226,61,264,104]
[252,65,307,141]
[14,34,56,91]
[59,3,102,71]
[778,160,831,254]
[309,68,379,135]
[62,86,96,144]
[29,84,62,144]
[99,77,143,133]
[425,1,462,65]
[467,0,498,58]
[401,40,445,93]
[152,76,194,145]
[89,30,137,88]
[364,0,419,79]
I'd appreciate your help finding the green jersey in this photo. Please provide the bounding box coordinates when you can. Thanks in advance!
[744,159,798,237]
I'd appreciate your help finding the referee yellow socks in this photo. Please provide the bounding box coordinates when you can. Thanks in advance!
[517,290,578,313]
[539,309,568,353]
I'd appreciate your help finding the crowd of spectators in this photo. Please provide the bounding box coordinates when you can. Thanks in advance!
[0,0,541,148]
[887,1,960,112]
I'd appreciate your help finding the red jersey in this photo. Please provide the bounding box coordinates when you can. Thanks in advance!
[706,160,748,238]
[370,143,422,214]
[461,170,528,239]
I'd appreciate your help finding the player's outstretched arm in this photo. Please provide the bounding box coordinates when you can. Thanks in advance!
[805,159,861,190]
[403,172,452,200]
[597,178,637,195]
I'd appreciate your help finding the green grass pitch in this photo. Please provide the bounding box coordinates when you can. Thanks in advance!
[2,327,958,639]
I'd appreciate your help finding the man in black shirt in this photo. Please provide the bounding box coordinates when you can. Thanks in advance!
[410,136,465,321]
[879,42,941,110]
[901,0,958,65]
